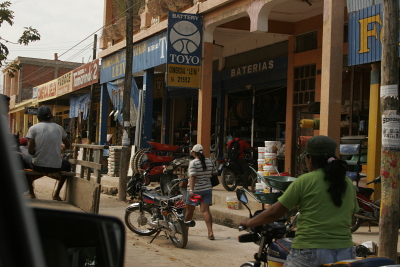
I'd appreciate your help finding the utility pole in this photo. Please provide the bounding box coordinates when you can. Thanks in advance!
[119,0,134,201]
[87,34,97,144]
[378,0,400,262]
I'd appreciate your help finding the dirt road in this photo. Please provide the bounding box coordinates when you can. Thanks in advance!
[30,177,259,267]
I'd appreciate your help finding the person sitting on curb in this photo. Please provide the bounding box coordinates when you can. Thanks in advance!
[23,106,71,201]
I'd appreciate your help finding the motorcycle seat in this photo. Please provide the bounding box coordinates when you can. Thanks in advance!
[323,257,394,266]
[356,187,374,194]
[143,191,171,201]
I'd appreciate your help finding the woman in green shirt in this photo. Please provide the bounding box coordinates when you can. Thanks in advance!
[240,135,359,267]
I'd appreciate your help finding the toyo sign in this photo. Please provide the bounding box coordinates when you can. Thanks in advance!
[167,12,203,89]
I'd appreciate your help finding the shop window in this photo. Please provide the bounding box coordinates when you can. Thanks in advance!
[295,31,317,53]
[293,64,316,106]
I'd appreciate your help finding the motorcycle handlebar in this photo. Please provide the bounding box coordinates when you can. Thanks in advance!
[366,176,381,185]
[238,225,247,231]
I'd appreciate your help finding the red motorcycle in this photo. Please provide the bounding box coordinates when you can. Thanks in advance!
[351,177,381,233]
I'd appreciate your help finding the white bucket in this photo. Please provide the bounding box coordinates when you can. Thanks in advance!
[226,196,238,210]
[264,153,277,166]
[263,165,277,177]
[257,159,264,171]
[255,183,264,193]
[257,171,264,183]
[258,147,265,159]
[265,141,277,153]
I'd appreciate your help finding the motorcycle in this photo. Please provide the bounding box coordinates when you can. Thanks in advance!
[218,150,257,192]
[158,156,190,199]
[124,174,195,248]
[236,188,395,267]
[351,176,381,233]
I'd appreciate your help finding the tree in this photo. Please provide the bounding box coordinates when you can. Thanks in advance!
[0,1,40,77]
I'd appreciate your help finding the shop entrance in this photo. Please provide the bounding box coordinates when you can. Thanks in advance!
[225,86,287,149]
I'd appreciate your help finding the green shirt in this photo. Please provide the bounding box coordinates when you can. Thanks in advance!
[278,169,359,249]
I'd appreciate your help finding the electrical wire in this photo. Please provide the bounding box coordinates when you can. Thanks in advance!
[3,1,143,91]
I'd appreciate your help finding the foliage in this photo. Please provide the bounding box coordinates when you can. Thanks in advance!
[0,1,40,74]
[112,0,145,18]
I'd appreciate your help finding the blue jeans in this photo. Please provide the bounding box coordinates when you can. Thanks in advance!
[284,247,355,267]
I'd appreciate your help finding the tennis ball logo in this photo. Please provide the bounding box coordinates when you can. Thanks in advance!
[169,21,201,54]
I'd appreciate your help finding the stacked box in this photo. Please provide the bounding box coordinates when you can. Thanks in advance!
[107,146,123,177]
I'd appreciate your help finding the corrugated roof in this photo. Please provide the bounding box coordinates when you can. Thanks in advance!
[347,0,384,13]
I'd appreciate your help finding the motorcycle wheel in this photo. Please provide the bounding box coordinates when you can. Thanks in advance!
[160,174,179,196]
[166,213,188,248]
[351,215,363,233]
[168,178,182,196]
[240,262,256,267]
[221,168,238,191]
[124,206,157,236]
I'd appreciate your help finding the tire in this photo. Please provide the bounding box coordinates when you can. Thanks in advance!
[240,262,256,267]
[166,213,188,248]
[160,174,179,196]
[351,214,363,233]
[131,148,150,175]
[124,206,157,236]
[221,168,238,191]
[168,177,182,197]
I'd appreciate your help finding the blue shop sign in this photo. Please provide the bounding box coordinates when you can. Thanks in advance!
[348,3,400,66]
[100,31,167,83]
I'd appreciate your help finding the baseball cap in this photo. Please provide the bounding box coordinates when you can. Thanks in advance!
[191,144,203,153]
[305,135,337,157]
[37,105,53,120]
[19,138,28,145]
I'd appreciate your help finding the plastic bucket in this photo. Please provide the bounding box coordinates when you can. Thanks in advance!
[257,171,264,183]
[257,159,264,171]
[226,196,238,210]
[265,141,277,153]
[258,147,265,159]
[264,153,276,166]
[255,183,264,193]
[263,165,277,177]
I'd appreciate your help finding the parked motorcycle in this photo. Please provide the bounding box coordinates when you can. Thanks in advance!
[159,156,190,198]
[236,188,395,267]
[125,174,195,248]
[351,176,381,233]
[218,150,257,192]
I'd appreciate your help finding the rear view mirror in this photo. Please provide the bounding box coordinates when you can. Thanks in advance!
[236,188,248,204]
[33,208,125,267]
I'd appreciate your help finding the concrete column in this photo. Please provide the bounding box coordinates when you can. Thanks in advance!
[366,63,381,200]
[142,68,154,148]
[23,114,28,137]
[197,41,213,156]
[319,0,344,144]
[16,111,21,136]
[285,35,295,174]
[99,84,109,145]
[162,83,170,144]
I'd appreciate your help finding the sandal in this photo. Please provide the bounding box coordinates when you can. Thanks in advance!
[208,235,215,240]
[53,196,62,201]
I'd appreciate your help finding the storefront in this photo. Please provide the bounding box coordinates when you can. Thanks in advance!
[211,44,288,159]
